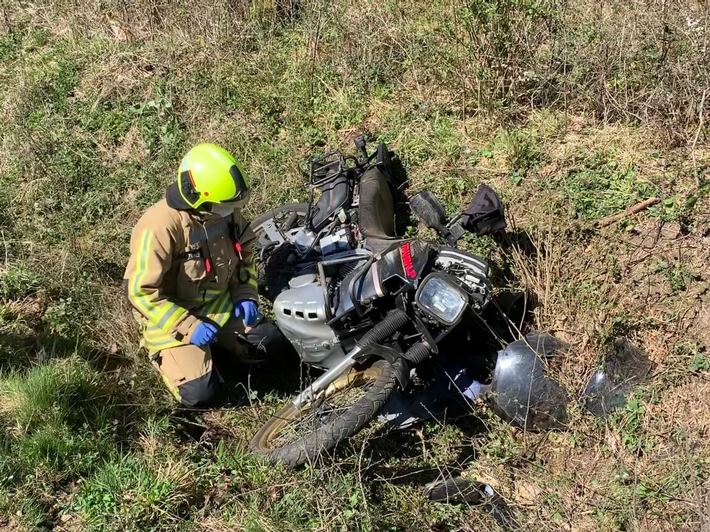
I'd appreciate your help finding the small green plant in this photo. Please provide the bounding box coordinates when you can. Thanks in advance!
[609,393,654,454]
[495,128,543,184]
[653,261,695,293]
[560,154,657,220]
[689,351,709,372]
[42,297,73,338]
[672,341,708,372]
[648,192,698,223]
[0,31,19,63]
[128,87,185,157]
[0,264,44,300]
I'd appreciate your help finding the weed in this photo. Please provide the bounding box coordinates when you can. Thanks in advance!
[0,31,19,62]
[648,191,700,224]
[607,390,655,455]
[76,452,197,530]
[654,260,696,293]
[559,154,658,221]
[459,0,559,111]
[494,128,543,184]
[672,341,708,373]
[13,422,110,481]
[0,264,44,300]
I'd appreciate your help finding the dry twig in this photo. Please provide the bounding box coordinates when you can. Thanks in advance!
[596,197,660,228]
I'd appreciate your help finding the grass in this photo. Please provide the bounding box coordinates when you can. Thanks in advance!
[0,0,709,530]
[559,154,658,221]
[76,444,198,530]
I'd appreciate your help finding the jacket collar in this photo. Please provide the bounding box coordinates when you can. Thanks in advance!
[165,183,193,210]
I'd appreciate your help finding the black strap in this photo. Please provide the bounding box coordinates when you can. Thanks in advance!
[177,249,204,260]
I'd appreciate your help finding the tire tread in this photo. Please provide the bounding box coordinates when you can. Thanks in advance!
[250,360,398,467]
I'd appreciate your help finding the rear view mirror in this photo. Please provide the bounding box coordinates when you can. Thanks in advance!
[410,191,447,232]
[410,185,506,245]
[462,184,507,236]
[410,192,465,245]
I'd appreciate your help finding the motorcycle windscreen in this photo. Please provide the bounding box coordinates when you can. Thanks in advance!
[581,339,651,418]
[490,333,570,430]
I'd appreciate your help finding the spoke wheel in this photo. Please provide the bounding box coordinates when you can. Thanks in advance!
[250,360,399,467]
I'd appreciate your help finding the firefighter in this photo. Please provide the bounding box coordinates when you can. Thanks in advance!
[124,143,286,407]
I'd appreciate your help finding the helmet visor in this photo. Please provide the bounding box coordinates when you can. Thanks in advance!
[224,164,248,202]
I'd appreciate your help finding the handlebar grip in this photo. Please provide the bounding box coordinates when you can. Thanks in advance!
[354,136,368,161]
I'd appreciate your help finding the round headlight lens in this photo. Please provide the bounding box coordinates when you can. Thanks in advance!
[416,274,468,325]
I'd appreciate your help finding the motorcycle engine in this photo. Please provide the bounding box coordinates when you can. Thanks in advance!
[272,274,344,368]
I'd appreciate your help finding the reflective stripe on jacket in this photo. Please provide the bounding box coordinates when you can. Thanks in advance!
[123,199,258,353]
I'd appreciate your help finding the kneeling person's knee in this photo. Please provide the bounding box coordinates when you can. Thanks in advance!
[245,321,289,356]
[177,370,222,407]
[236,321,296,365]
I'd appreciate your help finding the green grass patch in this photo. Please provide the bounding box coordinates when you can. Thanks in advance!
[0,357,123,527]
[76,452,198,531]
[0,356,113,434]
[0,264,44,300]
[559,154,657,220]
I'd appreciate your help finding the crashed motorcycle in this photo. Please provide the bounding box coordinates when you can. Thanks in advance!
[246,138,647,467]
[245,137,496,466]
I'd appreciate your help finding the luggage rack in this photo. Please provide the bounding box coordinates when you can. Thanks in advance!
[309,150,353,188]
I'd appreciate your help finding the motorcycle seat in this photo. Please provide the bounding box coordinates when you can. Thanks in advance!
[363,236,404,255]
[358,167,396,239]
[310,172,352,233]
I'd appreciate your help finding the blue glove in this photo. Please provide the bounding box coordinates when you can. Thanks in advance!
[191,322,218,346]
[234,299,258,327]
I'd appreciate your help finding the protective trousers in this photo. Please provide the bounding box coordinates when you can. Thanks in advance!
[152,317,285,407]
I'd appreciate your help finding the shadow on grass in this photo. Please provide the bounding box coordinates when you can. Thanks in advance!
[0,331,41,372]
[214,344,304,403]
[165,345,305,443]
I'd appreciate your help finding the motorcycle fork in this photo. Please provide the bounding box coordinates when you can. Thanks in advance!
[292,345,364,408]
[292,309,411,408]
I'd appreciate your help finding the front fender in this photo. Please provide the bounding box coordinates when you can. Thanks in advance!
[354,345,411,389]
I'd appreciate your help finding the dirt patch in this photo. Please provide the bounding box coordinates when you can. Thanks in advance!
[655,379,710,443]
[113,124,147,164]
[693,295,710,348]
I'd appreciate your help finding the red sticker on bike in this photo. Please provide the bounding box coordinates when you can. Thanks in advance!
[400,242,417,279]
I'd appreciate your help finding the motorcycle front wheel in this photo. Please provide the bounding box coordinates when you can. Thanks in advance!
[249,359,399,468]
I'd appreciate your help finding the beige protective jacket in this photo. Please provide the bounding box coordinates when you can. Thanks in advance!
[124,199,258,353]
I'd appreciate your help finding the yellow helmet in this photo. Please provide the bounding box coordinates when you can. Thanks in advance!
[168,143,249,210]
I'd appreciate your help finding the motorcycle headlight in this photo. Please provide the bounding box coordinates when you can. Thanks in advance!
[415,273,468,326]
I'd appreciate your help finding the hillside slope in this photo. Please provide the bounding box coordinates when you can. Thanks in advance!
[0,1,708,530]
